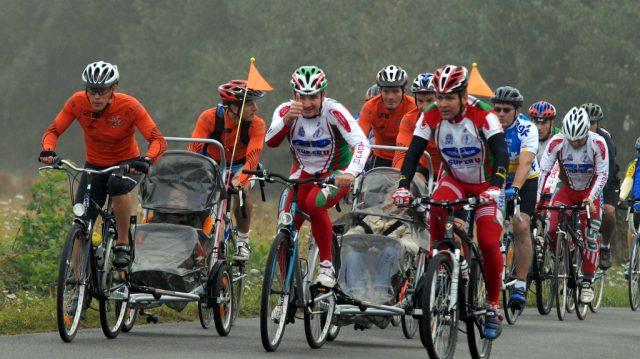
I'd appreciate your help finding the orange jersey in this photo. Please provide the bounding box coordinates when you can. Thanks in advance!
[41,91,166,166]
[393,107,442,173]
[358,94,416,160]
[188,107,265,185]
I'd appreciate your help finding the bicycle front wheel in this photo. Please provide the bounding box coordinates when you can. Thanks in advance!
[628,236,640,310]
[231,262,244,324]
[502,236,522,325]
[589,268,605,313]
[260,232,292,352]
[57,223,90,343]
[420,252,458,359]
[466,258,492,359]
[554,233,568,321]
[303,287,335,349]
[99,226,129,339]
[534,237,555,315]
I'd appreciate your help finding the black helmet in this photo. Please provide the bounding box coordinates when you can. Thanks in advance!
[491,86,524,108]
[580,103,604,122]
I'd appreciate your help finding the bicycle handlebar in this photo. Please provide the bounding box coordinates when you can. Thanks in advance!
[39,158,137,184]
[242,169,335,186]
[416,196,479,209]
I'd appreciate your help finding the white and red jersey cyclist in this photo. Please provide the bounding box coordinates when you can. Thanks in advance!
[537,107,608,302]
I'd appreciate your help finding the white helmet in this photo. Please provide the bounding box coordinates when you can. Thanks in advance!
[561,107,590,141]
[82,61,119,88]
[376,65,408,87]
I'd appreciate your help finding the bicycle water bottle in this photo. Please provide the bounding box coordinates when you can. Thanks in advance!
[92,231,102,246]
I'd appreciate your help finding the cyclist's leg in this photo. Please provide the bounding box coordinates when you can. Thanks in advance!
[429,175,465,244]
[107,160,140,266]
[510,179,537,303]
[580,195,602,282]
[599,186,618,268]
[73,166,108,269]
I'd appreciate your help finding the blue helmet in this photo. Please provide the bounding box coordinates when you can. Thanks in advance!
[411,72,434,94]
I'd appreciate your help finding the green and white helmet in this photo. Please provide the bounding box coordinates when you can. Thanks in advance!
[290,66,327,95]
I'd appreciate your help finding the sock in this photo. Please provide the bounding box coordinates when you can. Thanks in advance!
[237,231,249,243]
[515,280,526,291]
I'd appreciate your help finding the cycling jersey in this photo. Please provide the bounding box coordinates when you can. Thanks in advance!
[188,107,265,185]
[536,126,561,163]
[358,94,416,161]
[41,91,166,166]
[504,114,540,185]
[266,98,371,178]
[393,106,442,173]
[412,98,504,184]
[620,155,640,201]
[538,132,609,202]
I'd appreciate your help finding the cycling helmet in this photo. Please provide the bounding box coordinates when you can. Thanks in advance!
[219,80,265,104]
[432,65,468,94]
[376,65,408,87]
[411,72,435,94]
[491,86,524,107]
[580,103,604,123]
[529,101,556,121]
[290,66,327,95]
[82,61,119,88]
[635,137,640,151]
[366,84,380,98]
[561,107,590,141]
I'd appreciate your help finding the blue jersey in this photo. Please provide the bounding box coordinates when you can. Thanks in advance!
[504,113,540,185]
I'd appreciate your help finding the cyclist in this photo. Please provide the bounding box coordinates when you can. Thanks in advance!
[619,137,640,261]
[530,101,560,163]
[39,60,167,267]
[355,84,380,144]
[187,80,267,261]
[392,64,509,339]
[358,65,416,168]
[265,65,371,287]
[537,107,609,303]
[393,72,442,179]
[581,103,620,269]
[491,86,539,309]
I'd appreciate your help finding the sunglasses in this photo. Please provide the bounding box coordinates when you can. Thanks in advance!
[493,107,513,114]
[86,86,112,96]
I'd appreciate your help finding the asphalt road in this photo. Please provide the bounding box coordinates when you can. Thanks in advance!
[1,308,639,359]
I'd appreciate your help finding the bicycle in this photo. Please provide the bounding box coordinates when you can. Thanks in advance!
[39,158,137,342]
[529,212,555,316]
[624,200,640,310]
[244,169,338,352]
[538,203,591,321]
[417,196,493,359]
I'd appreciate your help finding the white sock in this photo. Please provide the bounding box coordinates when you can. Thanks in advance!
[515,280,526,291]
[237,231,249,243]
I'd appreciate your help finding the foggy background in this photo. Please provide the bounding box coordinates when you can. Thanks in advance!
[1,0,638,181]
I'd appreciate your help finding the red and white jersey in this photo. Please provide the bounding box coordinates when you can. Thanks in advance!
[266,98,371,178]
[413,98,503,184]
[538,132,609,201]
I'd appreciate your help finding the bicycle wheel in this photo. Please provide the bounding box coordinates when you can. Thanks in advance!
[212,263,233,336]
[534,236,555,315]
[573,246,588,320]
[198,285,214,329]
[554,233,568,321]
[502,236,522,325]
[466,258,492,359]
[121,305,137,332]
[589,269,605,313]
[326,324,340,341]
[304,241,336,349]
[401,314,419,339]
[260,232,292,352]
[231,262,244,324]
[420,252,458,359]
[98,228,129,339]
[628,236,640,310]
[57,223,90,343]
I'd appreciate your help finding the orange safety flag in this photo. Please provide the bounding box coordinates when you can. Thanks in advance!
[467,62,493,97]
[247,57,273,91]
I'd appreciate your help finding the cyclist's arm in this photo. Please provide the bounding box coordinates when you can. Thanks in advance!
[536,136,562,201]
[487,132,508,188]
[237,118,266,185]
[399,135,428,189]
[134,103,167,163]
[392,113,415,169]
[265,103,292,147]
[619,159,635,201]
[511,122,538,189]
[187,109,216,154]
[356,102,373,143]
[588,136,609,202]
[328,104,371,177]
[41,96,78,152]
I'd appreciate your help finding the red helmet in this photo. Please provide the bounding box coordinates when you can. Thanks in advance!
[218,80,265,104]
[432,65,468,94]
[529,101,556,120]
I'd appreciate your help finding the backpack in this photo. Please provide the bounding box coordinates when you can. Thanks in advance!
[202,105,251,156]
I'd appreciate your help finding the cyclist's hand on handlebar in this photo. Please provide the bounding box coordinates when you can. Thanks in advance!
[38,150,57,164]
[392,187,413,206]
[333,173,355,188]
[479,186,501,204]
[130,156,151,174]
[582,198,595,213]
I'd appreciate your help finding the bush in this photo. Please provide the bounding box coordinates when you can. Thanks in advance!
[3,171,71,292]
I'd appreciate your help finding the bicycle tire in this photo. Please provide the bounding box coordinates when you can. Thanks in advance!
[420,252,458,359]
[260,232,291,352]
[589,269,605,313]
[303,239,336,349]
[554,233,568,321]
[231,262,244,324]
[198,281,214,329]
[213,263,233,336]
[573,244,588,320]
[326,324,340,341]
[466,257,492,359]
[534,237,555,315]
[99,225,128,339]
[628,236,640,310]
[121,305,137,332]
[502,235,522,325]
[56,223,89,343]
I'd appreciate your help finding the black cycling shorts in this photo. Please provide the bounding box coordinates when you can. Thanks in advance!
[507,178,538,217]
[602,185,620,206]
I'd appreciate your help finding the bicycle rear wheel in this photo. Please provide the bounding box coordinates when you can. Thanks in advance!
[99,226,128,339]
[57,223,90,343]
[260,232,292,352]
[554,233,568,321]
[420,252,458,359]
[466,258,492,359]
[628,236,640,310]
[502,236,522,324]
[534,236,555,315]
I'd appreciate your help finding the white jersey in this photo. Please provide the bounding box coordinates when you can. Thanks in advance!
[266,98,371,178]
[504,114,539,185]
[538,132,609,201]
